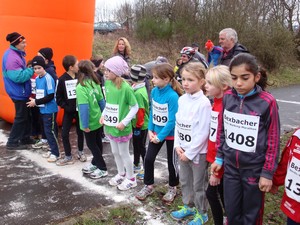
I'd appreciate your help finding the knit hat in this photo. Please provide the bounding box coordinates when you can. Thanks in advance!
[192,43,199,48]
[6,32,25,46]
[32,56,46,69]
[38,47,53,60]
[104,56,129,77]
[205,40,214,50]
[130,64,147,82]
[155,56,168,64]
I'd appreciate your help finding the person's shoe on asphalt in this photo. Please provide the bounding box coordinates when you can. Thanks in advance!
[56,156,74,166]
[47,154,58,163]
[90,168,108,179]
[109,174,125,186]
[117,177,137,191]
[82,163,97,174]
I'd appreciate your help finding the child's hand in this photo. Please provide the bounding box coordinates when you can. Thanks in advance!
[26,98,36,107]
[116,122,125,131]
[83,128,90,133]
[176,147,184,155]
[99,117,104,124]
[179,153,189,162]
[209,175,221,186]
[148,130,155,141]
[270,185,279,194]
[258,177,273,192]
[211,162,221,176]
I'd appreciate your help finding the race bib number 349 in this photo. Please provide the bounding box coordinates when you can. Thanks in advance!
[104,103,119,126]
[223,110,260,153]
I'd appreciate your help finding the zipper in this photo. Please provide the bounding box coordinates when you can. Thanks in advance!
[236,98,244,168]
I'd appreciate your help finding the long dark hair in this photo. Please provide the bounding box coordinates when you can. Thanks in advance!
[77,60,100,87]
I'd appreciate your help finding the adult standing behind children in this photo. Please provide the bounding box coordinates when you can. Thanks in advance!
[37,47,57,85]
[211,53,280,225]
[56,55,86,166]
[27,56,59,162]
[2,32,35,150]
[204,40,223,67]
[191,42,209,68]
[218,28,248,66]
[112,37,131,79]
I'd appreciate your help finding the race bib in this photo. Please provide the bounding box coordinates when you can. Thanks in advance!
[223,110,260,152]
[104,103,119,126]
[36,89,45,107]
[31,78,36,94]
[209,111,219,142]
[65,79,77,99]
[152,100,168,126]
[176,118,192,144]
[285,156,300,202]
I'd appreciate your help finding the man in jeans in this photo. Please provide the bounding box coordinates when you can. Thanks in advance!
[2,32,35,150]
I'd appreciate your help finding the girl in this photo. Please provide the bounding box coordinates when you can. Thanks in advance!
[205,65,232,225]
[170,62,211,225]
[211,53,280,225]
[100,56,138,191]
[135,63,183,203]
[76,60,107,179]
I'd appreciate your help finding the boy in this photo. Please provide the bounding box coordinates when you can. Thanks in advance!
[27,56,59,162]
[56,55,86,166]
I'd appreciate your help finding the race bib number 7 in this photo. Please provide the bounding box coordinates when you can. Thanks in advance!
[223,110,260,153]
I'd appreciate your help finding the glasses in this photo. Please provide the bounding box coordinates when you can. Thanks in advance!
[104,68,111,73]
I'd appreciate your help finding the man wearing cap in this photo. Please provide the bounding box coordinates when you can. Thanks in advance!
[2,32,35,150]
[205,40,223,67]
[191,42,209,68]
[38,47,57,85]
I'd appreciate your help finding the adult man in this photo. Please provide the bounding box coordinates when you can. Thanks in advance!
[219,28,248,66]
[2,32,35,149]
[191,43,208,68]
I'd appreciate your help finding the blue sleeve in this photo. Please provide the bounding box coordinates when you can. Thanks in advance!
[215,157,224,166]
[98,99,106,112]
[78,104,89,129]
[148,90,154,131]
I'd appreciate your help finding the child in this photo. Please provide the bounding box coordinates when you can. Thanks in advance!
[211,53,280,225]
[170,62,211,224]
[136,63,183,203]
[76,60,107,179]
[100,56,138,190]
[205,65,232,225]
[129,64,150,180]
[27,56,59,162]
[56,55,85,166]
[271,128,300,225]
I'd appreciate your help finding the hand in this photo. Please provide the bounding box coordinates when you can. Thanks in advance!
[211,162,222,177]
[26,98,36,107]
[99,117,104,124]
[133,128,141,136]
[116,122,125,131]
[151,135,160,144]
[148,130,155,141]
[259,177,273,192]
[209,175,221,186]
[83,128,90,133]
[179,153,189,162]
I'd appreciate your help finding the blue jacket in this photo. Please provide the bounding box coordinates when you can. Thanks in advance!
[208,46,223,67]
[148,84,179,141]
[2,46,33,100]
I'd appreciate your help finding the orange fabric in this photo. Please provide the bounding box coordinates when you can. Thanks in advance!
[135,108,145,128]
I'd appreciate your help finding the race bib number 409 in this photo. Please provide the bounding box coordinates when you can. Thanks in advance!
[152,100,168,126]
[223,110,260,153]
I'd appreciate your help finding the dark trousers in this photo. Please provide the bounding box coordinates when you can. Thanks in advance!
[144,139,179,187]
[7,99,32,145]
[224,163,264,225]
[61,111,84,157]
[84,128,107,171]
[133,129,147,166]
[41,113,59,157]
[288,218,300,225]
[206,178,225,225]
[30,106,42,137]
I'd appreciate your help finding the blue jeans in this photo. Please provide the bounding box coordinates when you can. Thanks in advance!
[41,113,59,157]
[7,99,32,146]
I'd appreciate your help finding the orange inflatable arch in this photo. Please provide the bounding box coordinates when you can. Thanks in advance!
[0,0,95,125]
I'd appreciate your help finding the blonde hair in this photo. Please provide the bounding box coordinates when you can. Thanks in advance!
[152,63,184,96]
[181,62,207,81]
[206,65,232,89]
[112,37,131,56]
[111,76,123,89]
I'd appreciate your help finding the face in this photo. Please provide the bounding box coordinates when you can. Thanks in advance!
[205,74,223,98]
[70,60,79,73]
[117,40,125,52]
[104,68,117,80]
[219,32,233,51]
[181,54,190,63]
[181,70,204,95]
[230,64,260,96]
[152,73,169,88]
[33,65,45,76]
[15,39,27,51]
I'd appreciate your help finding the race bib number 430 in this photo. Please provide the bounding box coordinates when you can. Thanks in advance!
[152,100,168,126]
[223,110,260,153]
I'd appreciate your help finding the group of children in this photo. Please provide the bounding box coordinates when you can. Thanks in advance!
[25,45,298,225]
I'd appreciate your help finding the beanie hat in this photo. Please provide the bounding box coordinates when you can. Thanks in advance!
[155,56,168,64]
[104,56,129,77]
[38,47,53,60]
[192,43,199,48]
[32,56,46,69]
[205,40,214,50]
[130,64,147,82]
[6,32,25,46]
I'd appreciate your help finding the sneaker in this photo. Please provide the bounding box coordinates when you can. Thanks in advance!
[77,152,87,162]
[102,136,110,143]
[82,164,97,174]
[188,212,208,225]
[136,170,144,180]
[6,143,28,150]
[133,163,142,173]
[42,151,51,158]
[223,216,228,225]
[117,178,137,191]
[90,169,108,179]
[47,154,58,163]
[109,174,125,186]
[32,140,49,149]
[56,157,74,166]
[171,205,196,220]
[162,186,177,203]
[136,185,154,201]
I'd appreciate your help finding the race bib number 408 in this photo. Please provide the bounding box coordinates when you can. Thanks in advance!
[223,110,260,153]
[152,100,168,126]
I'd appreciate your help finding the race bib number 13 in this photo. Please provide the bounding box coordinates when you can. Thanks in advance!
[285,157,300,202]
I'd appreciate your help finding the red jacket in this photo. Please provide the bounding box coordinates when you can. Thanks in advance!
[273,128,300,223]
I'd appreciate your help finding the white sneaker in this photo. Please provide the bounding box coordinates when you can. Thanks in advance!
[90,169,108,179]
[82,164,97,174]
[117,178,137,191]
[102,136,110,143]
[42,151,51,158]
[32,140,49,149]
[77,152,87,162]
[47,154,58,163]
[109,174,125,186]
